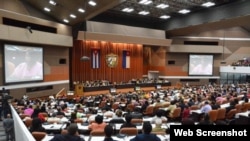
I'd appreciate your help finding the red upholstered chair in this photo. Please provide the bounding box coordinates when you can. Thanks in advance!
[32,132,46,141]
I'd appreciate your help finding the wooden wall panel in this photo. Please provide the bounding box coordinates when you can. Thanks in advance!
[72,40,143,83]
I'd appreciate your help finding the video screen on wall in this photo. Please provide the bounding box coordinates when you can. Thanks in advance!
[188,54,213,76]
[4,44,44,84]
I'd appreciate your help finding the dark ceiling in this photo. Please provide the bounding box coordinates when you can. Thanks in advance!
[22,0,250,37]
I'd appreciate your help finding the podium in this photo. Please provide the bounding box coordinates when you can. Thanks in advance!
[75,84,84,96]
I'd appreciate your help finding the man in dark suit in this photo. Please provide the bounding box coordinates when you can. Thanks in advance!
[130,122,161,141]
[3,114,14,141]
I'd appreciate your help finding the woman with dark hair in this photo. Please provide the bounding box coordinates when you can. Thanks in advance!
[29,117,46,133]
[88,115,107,131]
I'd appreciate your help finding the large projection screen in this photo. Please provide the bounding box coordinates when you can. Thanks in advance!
[4,44,44,84]
[188,54,213,76]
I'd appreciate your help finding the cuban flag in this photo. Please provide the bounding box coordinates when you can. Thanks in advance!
[92,49,100,69]
[122,50,130,68]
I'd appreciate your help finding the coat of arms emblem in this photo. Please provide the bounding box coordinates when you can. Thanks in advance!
[106,53,118,68]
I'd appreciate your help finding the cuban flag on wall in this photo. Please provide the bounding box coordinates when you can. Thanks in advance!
[122,50,130,68]
[92,49,100,69]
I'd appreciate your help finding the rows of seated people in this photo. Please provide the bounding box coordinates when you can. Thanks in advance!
[73,77,169,87]
[12,82,250,141]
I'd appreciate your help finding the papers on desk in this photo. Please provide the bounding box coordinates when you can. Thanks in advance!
[42,123,67,130]
[190,109,202,114]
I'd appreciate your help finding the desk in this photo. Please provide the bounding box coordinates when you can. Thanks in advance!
[77,122,180,131]
[235,111,250,118]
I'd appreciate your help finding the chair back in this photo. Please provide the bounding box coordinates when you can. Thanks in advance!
[131,118,143,125]
[74,118,84,123]
[190,105,199,110]
[208,110,218,122]
[226,109,237,119]
[32,132,46,141]
[172,107,181,118]
[151,131,166,135]
[90,130,105,136]
[20,114,30,120]
[119,127,138,136]
[25,118,33,128]
[143,106,154,116]
[235,104,242,113]
[39,112,48,117]
[241,103,250,112]
[127,104,135,112]
[216,108,226,120]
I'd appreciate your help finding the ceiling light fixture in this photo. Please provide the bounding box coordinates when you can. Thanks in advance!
[160,15,170,19]
[139,11,150,15]
[44,7,51,12]
[139,0,152,5]
[49,0,56,6]
[70,14,76,18]
[178,9,190,14]
[63,19,69,23]
[202,2,215,7]
[78,8,85,13]
[156,3,169,9]
[88,0,97,6]
[122,8,134,13]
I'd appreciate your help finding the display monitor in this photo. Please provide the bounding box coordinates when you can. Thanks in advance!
[188,54,213,76]
[110,88,116,93]
[3,44,44,84]
[155,85,161,89]
[134,86,141,91]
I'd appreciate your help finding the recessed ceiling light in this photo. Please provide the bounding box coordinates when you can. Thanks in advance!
[156,3,169,9]
[88,0,96,6]
[138,11,150,15]
[78,8,85,13]
[178,9,190,14]
[44,7,51,12]
[49,0,56,6]
[122,8,134,13]
[160,15,170,19]
[139,0,152,5]
[70,14,76,18]
[202,2,215,7]
[63,19,69,23]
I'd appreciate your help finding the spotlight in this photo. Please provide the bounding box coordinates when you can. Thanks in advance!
[27,26,32,33]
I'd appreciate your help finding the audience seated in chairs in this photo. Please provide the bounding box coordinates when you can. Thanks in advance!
[130,122,161,141]
[29,117,46,133]
[50,123,85,141]
[120,114,136,129]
